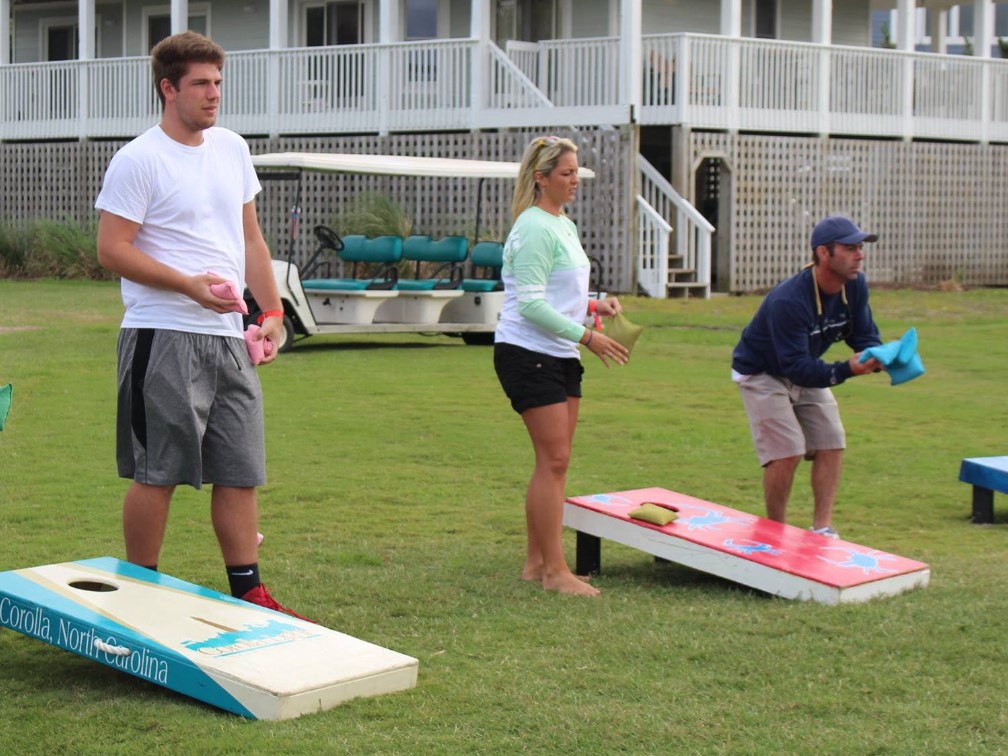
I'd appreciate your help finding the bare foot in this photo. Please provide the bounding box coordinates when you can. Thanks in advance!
[543,572,601,596]
[522,560,544,582]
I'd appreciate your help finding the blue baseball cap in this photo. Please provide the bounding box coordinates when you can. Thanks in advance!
[810,216,878,250]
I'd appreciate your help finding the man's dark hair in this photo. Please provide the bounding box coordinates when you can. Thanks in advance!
[151,31,225,108]
[811,242,836,266]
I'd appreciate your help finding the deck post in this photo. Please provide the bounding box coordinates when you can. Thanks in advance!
[0,0,9,66]
[896,0,915,142]
[974,0,994,144]
[170,0,188,35]
[470,0,491,122]
[267,0,286,139]
[812,0,832,138]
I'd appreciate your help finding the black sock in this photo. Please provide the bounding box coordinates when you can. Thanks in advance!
[141,565,158,572]
[226,563,261,598]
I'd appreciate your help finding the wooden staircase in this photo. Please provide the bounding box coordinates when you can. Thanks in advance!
[636,155,712,299]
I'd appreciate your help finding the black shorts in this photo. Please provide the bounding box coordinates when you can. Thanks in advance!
[494,342,584,414]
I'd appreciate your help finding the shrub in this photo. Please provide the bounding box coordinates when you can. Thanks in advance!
[0,222,28,276]
[334,192,413,239]
[0,217,112,280]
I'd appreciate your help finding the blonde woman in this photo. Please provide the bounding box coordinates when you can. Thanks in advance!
[494,136,629,597]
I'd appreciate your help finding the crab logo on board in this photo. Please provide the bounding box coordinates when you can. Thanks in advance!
[675,505,755,532]
[723,538,783,557]
[182,617,319,657]
[586,493,636,507]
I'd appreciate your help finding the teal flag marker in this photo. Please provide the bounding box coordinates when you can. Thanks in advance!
[0,383,11,431]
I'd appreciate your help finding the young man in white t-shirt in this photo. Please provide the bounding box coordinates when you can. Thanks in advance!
[95,32,307,619]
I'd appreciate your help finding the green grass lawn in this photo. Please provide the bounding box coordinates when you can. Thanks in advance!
[1,280,1007,754]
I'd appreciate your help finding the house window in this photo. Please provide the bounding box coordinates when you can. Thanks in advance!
[754,0,777,40]
[956,5,973,38]
[45,24,77,61]
[148,16,171,50]
[405,0,438,40]
[305,2,363,46]
[144,10,209,52]
[39,17,102,61]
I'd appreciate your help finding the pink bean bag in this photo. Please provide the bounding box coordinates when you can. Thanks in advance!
[208,277,249,315]
[243,324,276,365]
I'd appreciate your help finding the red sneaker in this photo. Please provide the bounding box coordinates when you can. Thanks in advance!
[240,584,314,623]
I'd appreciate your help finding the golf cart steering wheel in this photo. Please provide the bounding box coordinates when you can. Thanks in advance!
[314,225,344,253]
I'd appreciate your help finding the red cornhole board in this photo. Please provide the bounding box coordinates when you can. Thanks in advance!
[564,488,929,604]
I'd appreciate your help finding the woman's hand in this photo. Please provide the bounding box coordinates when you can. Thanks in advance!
[581,328,629,367]
[592,297,622,317]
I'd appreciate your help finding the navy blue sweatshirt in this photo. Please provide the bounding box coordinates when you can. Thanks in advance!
[731,267,882,388]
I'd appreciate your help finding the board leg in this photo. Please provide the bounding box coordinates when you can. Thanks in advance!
[575,531,601,576]
[972,486,994,524]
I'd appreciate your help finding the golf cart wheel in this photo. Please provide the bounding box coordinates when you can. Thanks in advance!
[276,314,296,353]
[461,332,495,346]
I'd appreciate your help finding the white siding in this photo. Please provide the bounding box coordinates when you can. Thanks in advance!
[832,2,872,47]
[570,0,612,38]
[97,3,125,58]
[779,0,812,42]
[642,0,720,34]
[448,0,470,38]
[215,0,272,51]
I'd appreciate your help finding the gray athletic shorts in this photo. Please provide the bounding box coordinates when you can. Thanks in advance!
[736,372,845,467]
[116,328,266,489]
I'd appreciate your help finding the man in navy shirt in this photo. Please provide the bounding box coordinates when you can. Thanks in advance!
[731,216,884,538]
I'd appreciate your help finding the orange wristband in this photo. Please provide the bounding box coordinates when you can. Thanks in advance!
[588,300,602,330]
[257,309,283,325]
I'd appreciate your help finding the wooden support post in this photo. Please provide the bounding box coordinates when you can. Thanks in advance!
[575,531,601,576]
[972,486,994,524]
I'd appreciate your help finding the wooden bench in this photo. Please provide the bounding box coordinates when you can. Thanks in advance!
[959,456,1008,524]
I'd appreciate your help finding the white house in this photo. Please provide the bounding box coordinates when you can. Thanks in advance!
[2,0,1007,293]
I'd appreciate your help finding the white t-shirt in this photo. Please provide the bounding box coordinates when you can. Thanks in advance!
[495,207,590,359]
[94,125,261,336]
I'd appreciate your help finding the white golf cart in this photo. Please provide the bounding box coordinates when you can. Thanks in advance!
[245,152,596,351]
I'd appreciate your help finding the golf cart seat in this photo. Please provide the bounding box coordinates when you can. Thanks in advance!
[395,235,467,291]
[461,241,504,293]
[301,235,402,291]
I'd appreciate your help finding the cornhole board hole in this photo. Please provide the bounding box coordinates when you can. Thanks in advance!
[564,488,930,605]
[0,557,418,719]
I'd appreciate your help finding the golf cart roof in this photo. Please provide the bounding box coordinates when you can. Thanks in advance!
[251,152,596,180]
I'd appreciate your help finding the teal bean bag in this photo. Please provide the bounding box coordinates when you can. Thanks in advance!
[858,328,925,386]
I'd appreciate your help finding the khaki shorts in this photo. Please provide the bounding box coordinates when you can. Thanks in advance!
[736,372,845,467]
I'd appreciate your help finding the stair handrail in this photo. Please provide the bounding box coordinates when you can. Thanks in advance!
[636,194,672,298]
[486,42,554,109]
[637,154,713,298]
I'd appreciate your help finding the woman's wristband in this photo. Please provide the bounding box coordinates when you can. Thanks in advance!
[581,329,593,346]
[587,299,602,330]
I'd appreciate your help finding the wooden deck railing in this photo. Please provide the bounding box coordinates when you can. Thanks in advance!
[2,34,1007,143]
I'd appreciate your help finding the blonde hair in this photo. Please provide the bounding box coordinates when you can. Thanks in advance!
[511,136,579,222]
